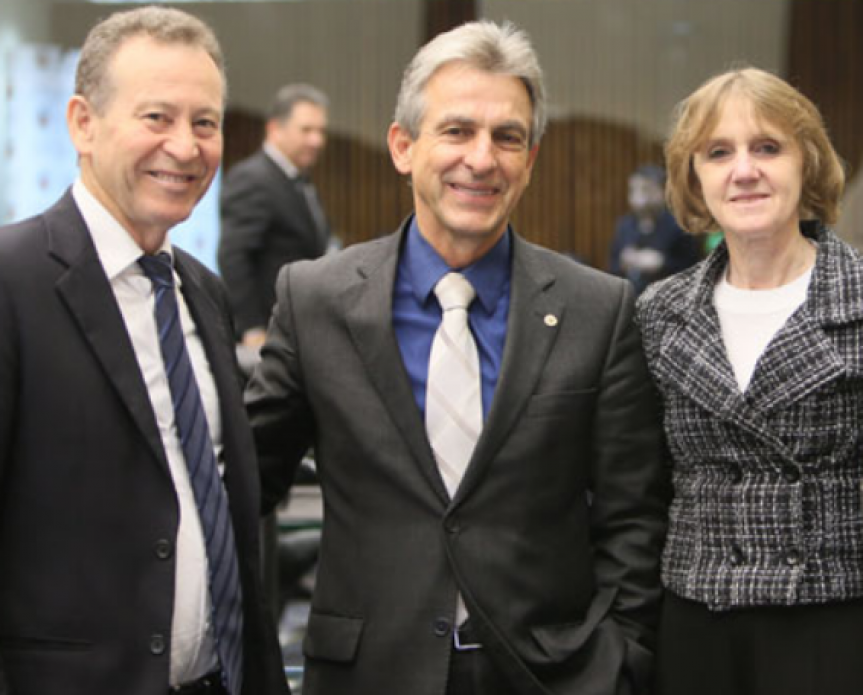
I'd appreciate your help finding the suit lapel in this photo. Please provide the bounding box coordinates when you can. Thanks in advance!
[343,230,450,502]
[745,307,845,413]
[453,236,564,505]
[48,193,168,472]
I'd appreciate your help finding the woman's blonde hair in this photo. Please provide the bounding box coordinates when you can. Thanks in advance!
[665,67,845,234]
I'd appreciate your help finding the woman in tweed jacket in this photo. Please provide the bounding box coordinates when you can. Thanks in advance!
[637,68,861,695]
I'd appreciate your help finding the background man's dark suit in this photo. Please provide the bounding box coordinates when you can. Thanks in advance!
[0,193,287,695]
[218,150,330,337]
[246,222,667,695]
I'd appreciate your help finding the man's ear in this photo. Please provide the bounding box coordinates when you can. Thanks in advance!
[67,95,96,157]
[387,122,414,176]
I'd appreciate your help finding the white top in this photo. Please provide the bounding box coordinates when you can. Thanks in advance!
[72,179,220,685]
[714,265,813,392]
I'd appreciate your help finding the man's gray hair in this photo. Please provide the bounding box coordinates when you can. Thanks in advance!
[269,83,329,122]
[75,6,226,113]
[394,20,547,148]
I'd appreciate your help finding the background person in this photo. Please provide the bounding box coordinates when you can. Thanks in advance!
[218,83,331,350]
[0,7,288,695]
[608,163,701,295]
[246,20,666,695]
[636,67,858,695]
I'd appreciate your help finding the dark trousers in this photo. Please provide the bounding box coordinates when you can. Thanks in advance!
[446,648,521,695]
[657,590,863,695]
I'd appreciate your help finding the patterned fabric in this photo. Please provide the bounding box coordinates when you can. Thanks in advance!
[138,253,244,694]
[637,223,863,611]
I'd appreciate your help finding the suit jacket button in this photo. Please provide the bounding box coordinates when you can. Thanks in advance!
[433,618,451,637]
[154,539,173,560]
[729,464,743,484]
[729,545,744,566]
[782,464,801,483]
[785,549,802,566]
[150,634,166,655]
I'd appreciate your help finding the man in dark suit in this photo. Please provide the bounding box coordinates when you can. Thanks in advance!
[218,84,331,350]
[246,20,666,695]
[0,7,288,695]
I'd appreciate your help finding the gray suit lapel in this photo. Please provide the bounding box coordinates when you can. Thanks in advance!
[453,236,564,505]
[343,231,449,502]
[48,194,168,472]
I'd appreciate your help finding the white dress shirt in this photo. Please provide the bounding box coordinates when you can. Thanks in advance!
[72,180,221,685]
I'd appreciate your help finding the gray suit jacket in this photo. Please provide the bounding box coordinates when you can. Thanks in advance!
[0,192,288,695]
[247,221,667,695]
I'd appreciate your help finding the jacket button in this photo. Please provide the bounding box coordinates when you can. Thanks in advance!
[729,545,744,566]
[785,549,802,566]
[728,464,743,484]
[154,539,173,560]
[149,634,166,655]
[444,518,461,535]
[782,464,801,483]
[433,618,451,638]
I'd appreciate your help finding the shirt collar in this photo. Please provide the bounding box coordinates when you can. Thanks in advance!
[404,216,511,314]
[72,178,175,284]
[263,142,300,180]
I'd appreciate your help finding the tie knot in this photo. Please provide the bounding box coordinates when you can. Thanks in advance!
[434,272,476,312]
[138,252,175,289]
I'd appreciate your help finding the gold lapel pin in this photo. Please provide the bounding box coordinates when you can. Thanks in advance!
[544,314,558,327]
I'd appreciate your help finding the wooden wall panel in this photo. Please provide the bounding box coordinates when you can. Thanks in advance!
[787,0,863,180]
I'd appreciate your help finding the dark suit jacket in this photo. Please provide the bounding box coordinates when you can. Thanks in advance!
[246,221,668,695]
[0,193,288,695]
[218,150,330,335]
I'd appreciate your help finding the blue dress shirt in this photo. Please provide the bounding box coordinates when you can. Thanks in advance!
[392,217,511,421]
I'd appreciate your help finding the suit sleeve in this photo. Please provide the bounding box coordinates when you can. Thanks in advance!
[218,167,276,334]
[589,279,669,693]
[244,264,316,514]
[0,267,17,694]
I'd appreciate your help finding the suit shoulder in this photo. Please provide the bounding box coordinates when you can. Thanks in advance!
[0,213,49,270]
[517,236,630,295]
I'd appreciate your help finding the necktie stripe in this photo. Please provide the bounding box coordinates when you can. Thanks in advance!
[138,253,244,695]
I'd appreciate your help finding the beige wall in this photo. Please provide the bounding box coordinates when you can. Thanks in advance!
[488,0,790,140]
[50,0,424,148]
[50,0,790,147]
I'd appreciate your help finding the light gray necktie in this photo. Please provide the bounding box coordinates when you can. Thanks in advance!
[426,273,482,626]
[426,272,482,498]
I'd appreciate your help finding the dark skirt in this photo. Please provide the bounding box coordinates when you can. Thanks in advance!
[656,590,863,695]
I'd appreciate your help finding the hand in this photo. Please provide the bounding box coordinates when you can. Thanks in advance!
[242,328,267,349]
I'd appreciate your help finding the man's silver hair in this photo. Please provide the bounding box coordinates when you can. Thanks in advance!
[394,20,547,148]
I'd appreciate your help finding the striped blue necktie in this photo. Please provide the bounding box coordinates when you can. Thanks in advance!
[138,253,244,695]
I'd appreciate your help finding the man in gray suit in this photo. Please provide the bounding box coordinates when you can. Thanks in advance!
[218,84,331,349]
[247,20,666,695]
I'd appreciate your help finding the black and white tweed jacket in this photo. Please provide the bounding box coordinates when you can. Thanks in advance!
[637,222,863,611]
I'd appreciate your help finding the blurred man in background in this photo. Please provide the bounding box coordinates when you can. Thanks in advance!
[609,163,702,295]
[218,83,331,350]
